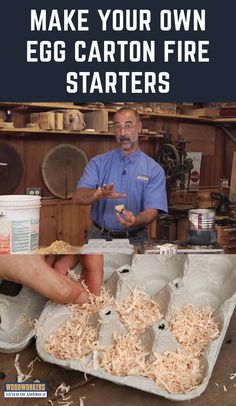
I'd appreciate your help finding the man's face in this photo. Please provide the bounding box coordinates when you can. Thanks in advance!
[113,110,142,154]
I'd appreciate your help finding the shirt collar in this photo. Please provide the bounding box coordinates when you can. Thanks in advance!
[117,147,141,162]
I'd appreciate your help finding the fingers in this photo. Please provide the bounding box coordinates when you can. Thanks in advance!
[122,209,133,219]
[94,186,102,199]
[79,254,103,295]
[0,255,88,305]
[111,192,127,198]
[53,255,79,275]
[101,183,114,196]
[96,184,127,199]
[116,210,136,227]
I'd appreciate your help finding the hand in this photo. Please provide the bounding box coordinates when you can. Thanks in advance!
[116,209,136,228]
[94,183,127,199]
[0,254,103,304]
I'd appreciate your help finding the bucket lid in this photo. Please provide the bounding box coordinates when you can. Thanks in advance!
[0,195,41,206]
[0,195,40,201]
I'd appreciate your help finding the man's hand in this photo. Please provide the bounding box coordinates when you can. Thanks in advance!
[116,209,136,227]
[0,254,103,304]
[95,183,127,200]
[116,208,158,229]
[73,185,126,205]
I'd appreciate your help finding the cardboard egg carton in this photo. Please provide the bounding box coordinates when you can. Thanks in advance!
[80,238,134,254]
[0,287,47,353]
[0,254,131,354]
[36,254,236,401]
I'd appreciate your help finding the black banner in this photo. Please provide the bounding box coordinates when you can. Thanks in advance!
[0,0,235,101]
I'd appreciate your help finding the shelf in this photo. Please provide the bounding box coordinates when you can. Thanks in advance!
[214,118,236,124]
[0,102,214,123]
[0,127,164,138]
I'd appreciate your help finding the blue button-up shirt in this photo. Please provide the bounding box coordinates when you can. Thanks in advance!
[77,148,168,231]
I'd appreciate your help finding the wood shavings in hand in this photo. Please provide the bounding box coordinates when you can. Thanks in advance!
[67,268,80,282]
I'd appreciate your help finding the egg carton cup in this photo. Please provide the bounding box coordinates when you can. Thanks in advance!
[0,254,132,354]
[0,287,47,353]
[36,254,236,401]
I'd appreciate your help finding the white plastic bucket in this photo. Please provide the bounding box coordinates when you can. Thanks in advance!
[0,195,41,254]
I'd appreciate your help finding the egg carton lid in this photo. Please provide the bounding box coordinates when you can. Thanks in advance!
[80,239,134,254]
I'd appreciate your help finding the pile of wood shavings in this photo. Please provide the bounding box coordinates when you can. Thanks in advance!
[170,304,220,356]
[118,287,162,333]
[45,288,116,360]
[44,289,219,394]
[99,333,148,377]
[147,349,204,393]
[38,240,81,254]
[45,318,97,360]
[68,287,117,318]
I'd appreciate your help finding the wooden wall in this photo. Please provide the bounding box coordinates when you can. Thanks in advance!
[1,113,235,246]
[0,132,156,246]
[0,134,155,196]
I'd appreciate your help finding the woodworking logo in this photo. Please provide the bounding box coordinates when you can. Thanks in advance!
[4,382,48,398]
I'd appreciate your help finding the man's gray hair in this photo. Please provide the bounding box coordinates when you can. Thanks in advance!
[113,107,141,122]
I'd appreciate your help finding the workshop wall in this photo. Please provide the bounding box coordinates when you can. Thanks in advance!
[0,103,234,246]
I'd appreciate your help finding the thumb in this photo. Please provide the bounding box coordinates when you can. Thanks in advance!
[94,186,102,199]
[0,255,88,305]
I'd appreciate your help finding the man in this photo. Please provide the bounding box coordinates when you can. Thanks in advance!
[73,107,167,245]
[0,254,103,304]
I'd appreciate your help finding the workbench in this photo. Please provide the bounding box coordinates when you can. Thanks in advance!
[0,309,235,406]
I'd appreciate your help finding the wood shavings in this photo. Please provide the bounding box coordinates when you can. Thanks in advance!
[147,350,204,394]
[46,288,115,360]
[45,318,98,360]
[55,383,73,405]
[223,385,227,392]
[34,318,46,339]
[215,382,219,387]
[15,313,35,329]
[118,287,162,333]
[67,268,80,281]
[99,333,148,377]
[170,304,220,356]
[55,383,70,397]
[38,240,81,254]
[115,204,125,214]
[14,354,39,383]
[79,397,86,406]
[230,372,236,380]
[44,289,220,395]
[68,287,117,319]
